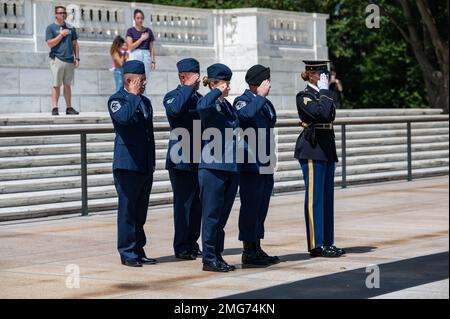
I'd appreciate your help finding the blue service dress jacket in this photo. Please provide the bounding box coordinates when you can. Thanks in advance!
[163,85,202,171]
[196,88,239,172]
[234,89,277,174]
[107,87,156,174]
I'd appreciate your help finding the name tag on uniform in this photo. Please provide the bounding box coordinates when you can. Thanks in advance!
[215,100,222,113]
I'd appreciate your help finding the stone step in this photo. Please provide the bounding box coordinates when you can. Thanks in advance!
[275,121,449,135]
[0,112,169,126]
[274,157,448,173]
[0,169,169,193]
[277,129,448,144]
[0,139,447,170]
[0,163,169,182]
[0,157,446,208]
[0,153,139,170]
[275,149,449,166]
[0,152,113,169]
[1,149,447,193]
[0,140,172,157]
[0,180,173,208]
[0,156,174,171]
[0,174,114,194]
[0,111,447,221]
[273,166,449,194]
[0,130,447,158]
[0,165,447,222]
[0,132,171,147]
[0,192,173,222]
[275,139,448,154]
[0,109,443,126]
[0,121,447,147]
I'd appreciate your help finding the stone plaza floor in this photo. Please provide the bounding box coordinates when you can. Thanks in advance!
[0,176,448,299]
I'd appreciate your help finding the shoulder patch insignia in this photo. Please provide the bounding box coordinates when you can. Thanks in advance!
[166,97,175,104]
[235,101,247,110]
[110,100,122,113]
[303,97,312,105]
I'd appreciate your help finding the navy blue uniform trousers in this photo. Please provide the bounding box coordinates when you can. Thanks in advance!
[238,173,274,242]
[169,169,202,254]
[300,159,335,251]
[113,169,153,262]
[199,168,239,264]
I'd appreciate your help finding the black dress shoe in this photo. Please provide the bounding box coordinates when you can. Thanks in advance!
[328,245,346,255]
[175,251,196,260]
[52,107,59,116]
[257,250,280,264]
[121,259,143,267]
[192,248,202,257]
[215,255,236,271]
[242,241,270,266]
[218,260,236,271]
[202,261,229,272]
[140,256,157,264]
[66,107,79,115]
[309,246,341,258]
[256,240,280,264]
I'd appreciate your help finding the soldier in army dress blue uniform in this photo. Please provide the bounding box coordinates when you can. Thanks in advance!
[163,58,203,260]
[197,63,239,272]
[234,64,280,266]
[108,60,157,267]
[294,60,346,258]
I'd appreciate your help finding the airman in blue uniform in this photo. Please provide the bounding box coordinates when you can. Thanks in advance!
[163,58,203,260]
[197,63,239,272]
[235,65,280,266]
[295,60,346,258]
[108,60,157,267]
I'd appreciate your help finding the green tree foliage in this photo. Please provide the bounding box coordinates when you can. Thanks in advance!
[125,0,447,109]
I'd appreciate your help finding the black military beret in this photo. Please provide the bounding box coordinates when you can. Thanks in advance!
[245,64,270,86]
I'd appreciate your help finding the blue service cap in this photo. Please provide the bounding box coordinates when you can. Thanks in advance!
[176,58,200,73]
[123,60,145,75]
[207,63,232,81]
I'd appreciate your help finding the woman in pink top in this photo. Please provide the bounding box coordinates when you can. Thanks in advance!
[110,35,129,92]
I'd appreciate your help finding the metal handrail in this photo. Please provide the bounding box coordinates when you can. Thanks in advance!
[0,115,448,215]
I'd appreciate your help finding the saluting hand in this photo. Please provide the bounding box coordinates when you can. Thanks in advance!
[128,78,142,95]
[185,73,200,87]
[257,80,271,97]
[217,82,229,93]
[317,73,329,90]
[217,82,230,98]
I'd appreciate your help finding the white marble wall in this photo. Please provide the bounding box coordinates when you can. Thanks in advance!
[0,0,328,113]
